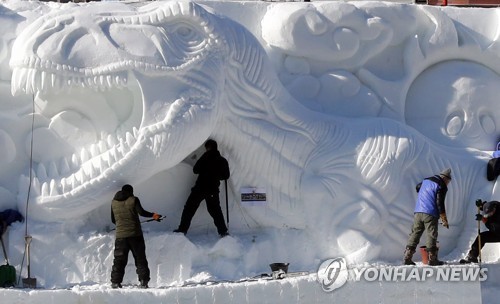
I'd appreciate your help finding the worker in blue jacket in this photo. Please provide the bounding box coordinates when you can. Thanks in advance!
[403,168,451,266]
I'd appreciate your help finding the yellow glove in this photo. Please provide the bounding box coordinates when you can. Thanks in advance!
[440,213,449,229]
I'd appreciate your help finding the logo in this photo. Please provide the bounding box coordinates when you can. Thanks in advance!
[317,257,488,293]
[317,257,349,292]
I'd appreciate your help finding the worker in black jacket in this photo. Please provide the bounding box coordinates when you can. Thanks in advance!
[110,184,161,289]
[173,139,230,237]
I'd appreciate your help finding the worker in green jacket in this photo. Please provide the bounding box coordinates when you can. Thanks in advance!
[110,184,161,289]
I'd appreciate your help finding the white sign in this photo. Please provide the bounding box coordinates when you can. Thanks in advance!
[240,187,267,206]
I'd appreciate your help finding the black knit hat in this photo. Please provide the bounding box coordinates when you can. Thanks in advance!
[122,184,133,195]
[205,139,218,150]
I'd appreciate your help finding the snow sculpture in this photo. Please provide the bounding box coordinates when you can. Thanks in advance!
[262,3,500,150]
[0,0,496,262]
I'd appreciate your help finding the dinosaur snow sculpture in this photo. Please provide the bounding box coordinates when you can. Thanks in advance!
[8,1,489,261]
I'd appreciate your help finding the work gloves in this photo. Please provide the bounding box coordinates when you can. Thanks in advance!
[153,213,163,222]
[440,213,449,229]
[475,213,488,223]
[476,199,484,210]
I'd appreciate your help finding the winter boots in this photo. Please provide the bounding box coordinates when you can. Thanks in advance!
[460,250,479,264]
[427,247,444,266]
[403,246,416,265]
[404,246,445,266]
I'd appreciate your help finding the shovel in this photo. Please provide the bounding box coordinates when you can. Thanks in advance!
[22,235,36,288]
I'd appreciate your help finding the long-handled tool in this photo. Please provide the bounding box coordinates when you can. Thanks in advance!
[109,216,165,232]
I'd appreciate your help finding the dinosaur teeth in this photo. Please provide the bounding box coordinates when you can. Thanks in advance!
[81,148,90,163]
[37,71,47,91]
[149,14,159,24]
[99,140,108,154]
[170,3,181,17]
[106,75,113,87]
[68,175,76,190]
[41,182,49,197]
[71,154,80,170]
[26,68,35,95]
[90,144,99,158]
[114,75,123,88]
[157,9,167,21]
[109,146,119,161]
[51,73,57,89]
[11,69,23,95]
[91,157,102,175]
[103,151,113,167]
[126,131,135,147]
[12,66,132,95]
[107,134,117,148]
[49,179,59,196]
[82,163,93,180]
[32,177,41,194]
[11,66,141,200]
[74,170,84,184]
[60,177,67,193]
[18,81,207,198]
[118,137,129,155]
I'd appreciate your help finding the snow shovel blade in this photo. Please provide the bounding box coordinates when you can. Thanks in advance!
[22,277,36,288]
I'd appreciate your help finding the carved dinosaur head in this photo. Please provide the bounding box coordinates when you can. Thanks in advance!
[10,1,227,220]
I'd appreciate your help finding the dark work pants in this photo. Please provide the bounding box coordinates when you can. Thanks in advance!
[111,236,150,284]
[177,190,228,234]
[469,230,500,257]
[487,158,500,181]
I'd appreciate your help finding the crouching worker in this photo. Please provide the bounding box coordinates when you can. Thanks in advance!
[460,200,500,264]
[110,184,162,289]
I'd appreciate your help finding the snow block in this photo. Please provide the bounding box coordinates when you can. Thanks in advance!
[480,243,500,263]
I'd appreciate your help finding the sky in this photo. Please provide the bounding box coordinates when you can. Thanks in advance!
[0,0,499,303]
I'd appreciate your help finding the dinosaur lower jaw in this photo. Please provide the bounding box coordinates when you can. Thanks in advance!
[15,70,214,213]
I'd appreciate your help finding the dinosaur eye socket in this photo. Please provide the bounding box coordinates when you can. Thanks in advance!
[171,23,204,45]
[176,25,192,37]
[107,21,208,68]
[163,22,208,60]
